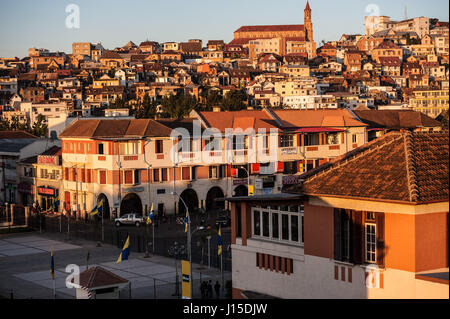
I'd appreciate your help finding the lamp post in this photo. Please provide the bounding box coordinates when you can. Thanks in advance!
[168,241,185,298]
[143,140,154,255]
[236,165,251,196]
[171,191,205,299]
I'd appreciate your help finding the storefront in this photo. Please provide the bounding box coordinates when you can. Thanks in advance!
[37,186,58,212]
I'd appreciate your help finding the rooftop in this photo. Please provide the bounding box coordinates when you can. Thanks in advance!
[284,131,449,204]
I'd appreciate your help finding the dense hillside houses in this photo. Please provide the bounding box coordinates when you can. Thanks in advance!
[0,1,448,300]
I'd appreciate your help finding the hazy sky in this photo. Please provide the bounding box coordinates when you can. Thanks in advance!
[0,0,448,58]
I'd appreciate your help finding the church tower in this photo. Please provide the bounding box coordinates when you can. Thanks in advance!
[304,1,313,42]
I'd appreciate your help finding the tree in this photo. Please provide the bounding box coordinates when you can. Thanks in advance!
[109,97,127,109]
[220,89,248,111]
[135,93,158,119]
[31,114,48,137]
[160,94,198,119]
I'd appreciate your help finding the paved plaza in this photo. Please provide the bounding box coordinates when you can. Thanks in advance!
[0,232,230,299]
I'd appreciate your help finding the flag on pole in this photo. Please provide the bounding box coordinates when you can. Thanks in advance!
[217,225,223,256]
[50,250,55,280]
[90,199,103,216]
[184,210,189,233]
[147,203,154,225]
[51,195,60,212]
[116,235,130,264]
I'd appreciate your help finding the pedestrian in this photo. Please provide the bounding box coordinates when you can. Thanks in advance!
[207,280,213,299]
[200,281,206,299]
[214,281,220,299]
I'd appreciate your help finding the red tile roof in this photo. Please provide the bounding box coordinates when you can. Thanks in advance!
[59,119,173,139]
[285,131,449,204]
[198,110,280,132]
[353,110,440,129]
[235,24,304,33]
[270,109,367,128]
[75,266,128,289]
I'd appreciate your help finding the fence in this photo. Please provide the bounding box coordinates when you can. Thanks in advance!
[28,214,232,272]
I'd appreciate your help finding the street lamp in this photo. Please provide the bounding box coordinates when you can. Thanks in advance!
[168,241,185,298]
[171,191,205,299]
[235,165,251,196]
[143,140,153,255]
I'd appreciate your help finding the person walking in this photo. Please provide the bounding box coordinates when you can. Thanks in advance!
[214,281,221,299]
[207,280,213,299]
[200,281,206,299]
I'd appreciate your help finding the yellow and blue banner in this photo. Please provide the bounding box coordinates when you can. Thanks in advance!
[147,203,154,225]
[90,199,103,216]
[184,210,189,233]
[217,225,222,256]
[116,235,130,264]
[50,250,55,280]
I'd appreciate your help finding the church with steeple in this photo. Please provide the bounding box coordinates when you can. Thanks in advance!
[230,1,316,58]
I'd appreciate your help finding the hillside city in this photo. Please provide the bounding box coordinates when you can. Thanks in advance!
[0,1,448,300]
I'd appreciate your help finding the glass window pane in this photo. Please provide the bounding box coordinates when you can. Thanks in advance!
[262,211,269,237]
[253,211,260,236]
[282,214,289,240]
[289,205,299,213]
[301,216,304,243]
[272,213,279,239]
[291,215,299,242]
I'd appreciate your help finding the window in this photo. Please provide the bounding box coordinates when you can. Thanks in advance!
[327,133,340,145]
[134,170,140,185]
[98,143,104,155]
[262,211,270,237]
[155,140,163,154]
[233,135,248,150]
[161,168,168,182]
[280,134,294,147]
[119,141,140,155]
[281,214,289,240]
[252,205,304,245]
[99,171,106,184]
[182,167,191,180]
[153,169,160,182]
[365,223,377,263]
[124,170,133,184]
[304,133,320,146]
[209,166,219,179]
[253,210,261,236]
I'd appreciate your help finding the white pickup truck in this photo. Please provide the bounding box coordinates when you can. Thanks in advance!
[115,213,145,227]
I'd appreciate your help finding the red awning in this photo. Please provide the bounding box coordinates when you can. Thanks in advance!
[294,127,345,133]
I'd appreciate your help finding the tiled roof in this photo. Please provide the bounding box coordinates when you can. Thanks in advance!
[235,24,304,33]
[353,110,440,129]
[374,40,401,50]
[100,51,123,60]
[198,110,280,132]
[59,119,175,139]
[270,109,367,128]
[285,131,449,204]
[40,145,62,156]
[379,57,401,67]
[75,266,128,289]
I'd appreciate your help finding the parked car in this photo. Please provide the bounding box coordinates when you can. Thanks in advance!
[115,213,145,227]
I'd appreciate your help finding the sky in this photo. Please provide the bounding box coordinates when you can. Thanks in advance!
[0,0,449,58]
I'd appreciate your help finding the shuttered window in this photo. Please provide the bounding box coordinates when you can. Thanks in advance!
[99,171,106,184]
